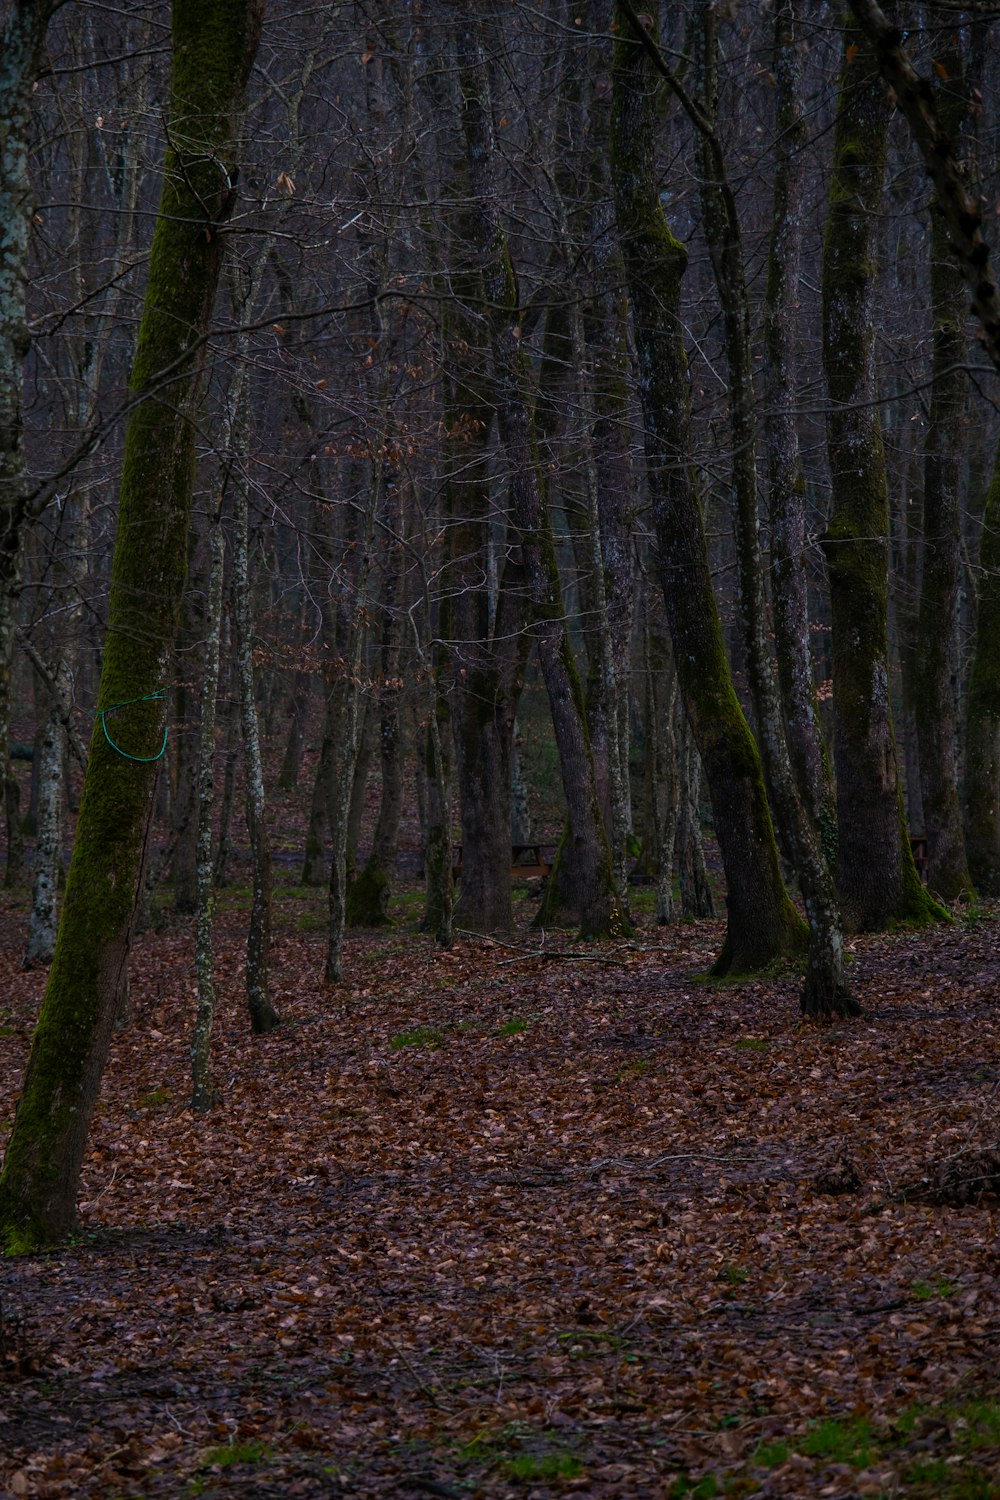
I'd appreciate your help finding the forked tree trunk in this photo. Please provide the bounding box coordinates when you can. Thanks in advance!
[611,5,804,976]
[0,0,264,1251]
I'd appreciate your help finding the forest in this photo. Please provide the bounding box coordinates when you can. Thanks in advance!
[3,0,1000,1495]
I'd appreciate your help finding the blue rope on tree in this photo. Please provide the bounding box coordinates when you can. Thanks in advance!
[96,689,169,763]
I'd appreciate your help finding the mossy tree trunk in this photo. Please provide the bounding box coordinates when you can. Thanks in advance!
[693,0,855,1015]
[821,13,941,931]
[456,18,627,941]
[0,0,263,1252]
[913,10,972,900]
[611,4,805,976]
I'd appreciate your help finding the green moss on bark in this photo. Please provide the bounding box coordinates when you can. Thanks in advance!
[611,6,805,975]
[0,0,263,1253]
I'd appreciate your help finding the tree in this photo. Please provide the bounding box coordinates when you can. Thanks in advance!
[610,4,806,976]
[0,0,264,1251]
[0,0,59,880]
[456,13,627,941]
[820,12,940,931]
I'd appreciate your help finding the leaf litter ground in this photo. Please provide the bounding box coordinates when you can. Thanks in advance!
[2,894,1000,1498]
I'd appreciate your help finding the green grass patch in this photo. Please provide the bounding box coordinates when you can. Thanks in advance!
[389,1026,445,1050]
[497,1018,529,1037]
[668,1475,719,1499]
[506,1451,582,1481]
[751,1439,788,1467]
[295,911,325,932]
[616,1058,653,1081]
[912,1276,958,1301]
[733,1036,767,1052]
[197,1440,270,1469]
[137,1087,171,1110]
[799,1415,873,1466]
[950,1397,1000,1451]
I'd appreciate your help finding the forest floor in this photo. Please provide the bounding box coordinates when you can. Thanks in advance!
[2,881,1000,1498]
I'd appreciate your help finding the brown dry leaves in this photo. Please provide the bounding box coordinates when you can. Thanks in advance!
[2,903,1000,1496]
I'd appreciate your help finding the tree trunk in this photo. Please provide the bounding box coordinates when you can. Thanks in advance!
[456,18,627,941]
[445,207,528,936]
[677,711,714,921]
[347,467,406,927]
[821,13,941,931]
[228,267,280,1037]
[763,0,837,868]
[0,0,263,1251]
[965,437,1000,892]
[0,0,58,890]
[610,5,805,975]
[642,593,679,925]
[913,10,972,899]
[23,662,70,970]
[190,509,225,1109]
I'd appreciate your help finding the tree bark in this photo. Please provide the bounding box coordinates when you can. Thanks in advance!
[190,508,225,1109]
[965,437,1000,892]
[456,17,627,941]
[913,10,972,899]
[23,662,71,970]
[0,0,263,1251]
[763,0,837,868]
[693,0,855,1016]
[849,0,1000,380]
[821,12,941,931]
[611,4,805,976]
[0,0,58,885]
